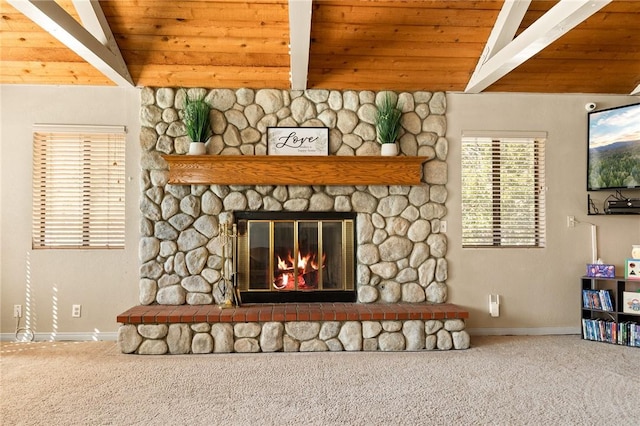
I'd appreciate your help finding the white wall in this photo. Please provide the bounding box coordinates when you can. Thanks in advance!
[2,86,639,339]
[1,85,141,339]
[447,93,640,334]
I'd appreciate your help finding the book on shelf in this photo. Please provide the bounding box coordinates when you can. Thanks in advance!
[601,289,614,311]
[581,289,614,311]
[582,318,639,347]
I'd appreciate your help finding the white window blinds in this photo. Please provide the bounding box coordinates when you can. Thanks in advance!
[32,125,126,249]
[461,136,546,248]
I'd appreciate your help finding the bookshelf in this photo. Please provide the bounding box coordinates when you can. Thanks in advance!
[581,276,640,347]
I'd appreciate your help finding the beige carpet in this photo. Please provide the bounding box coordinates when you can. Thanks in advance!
[1,335,638,425]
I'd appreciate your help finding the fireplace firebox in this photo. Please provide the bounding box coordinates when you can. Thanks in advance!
[236,212,356,303]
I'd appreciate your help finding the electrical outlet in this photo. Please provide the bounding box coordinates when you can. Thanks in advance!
[72,304,82,318]
[440,220,448,233]
[567,215,576,228]
[13,304,22,318]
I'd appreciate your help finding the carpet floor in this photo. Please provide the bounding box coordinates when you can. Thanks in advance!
[1,335,638,425]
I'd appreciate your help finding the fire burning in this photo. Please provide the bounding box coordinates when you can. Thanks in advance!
[273,251,323,290]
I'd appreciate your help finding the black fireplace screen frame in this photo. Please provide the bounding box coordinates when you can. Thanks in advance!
[235,211,357,303]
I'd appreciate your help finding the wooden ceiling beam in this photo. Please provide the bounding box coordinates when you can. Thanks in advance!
[72,0,110,45]
[471,0,530,74]
[288,0,312,90]
[6,0,134,87]
[465,0,612,94]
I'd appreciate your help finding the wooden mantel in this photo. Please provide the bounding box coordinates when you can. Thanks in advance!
[162,155,431,186]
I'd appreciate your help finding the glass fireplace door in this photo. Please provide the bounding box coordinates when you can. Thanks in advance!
[237,212,355,303]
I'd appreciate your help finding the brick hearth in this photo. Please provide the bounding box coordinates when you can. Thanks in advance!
[117,302,469,324]
[116,303,470,354]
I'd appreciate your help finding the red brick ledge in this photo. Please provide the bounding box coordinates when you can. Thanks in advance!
[117,303,469,325]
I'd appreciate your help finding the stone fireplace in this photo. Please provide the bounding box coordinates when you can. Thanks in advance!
[117,87,470,354]
[136,87,451,308]
[236,211,356,303]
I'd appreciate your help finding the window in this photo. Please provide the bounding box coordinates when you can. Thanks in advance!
[461,134,546,248]
[32,125,126,249]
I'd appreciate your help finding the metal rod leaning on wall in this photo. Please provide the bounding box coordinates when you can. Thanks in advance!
[231,223,241,306]
[218,222,240,307]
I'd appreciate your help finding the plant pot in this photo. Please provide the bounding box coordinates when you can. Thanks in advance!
[380,143,398,156]
[188,142,206,155]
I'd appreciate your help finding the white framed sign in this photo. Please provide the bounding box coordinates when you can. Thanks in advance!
[267,127,329,156]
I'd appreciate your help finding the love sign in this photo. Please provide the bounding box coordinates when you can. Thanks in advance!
[267,127,329,156]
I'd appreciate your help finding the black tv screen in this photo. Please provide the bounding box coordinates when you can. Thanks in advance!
[587,102,640,191]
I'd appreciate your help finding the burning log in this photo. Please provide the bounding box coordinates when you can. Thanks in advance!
[273,251,324,290]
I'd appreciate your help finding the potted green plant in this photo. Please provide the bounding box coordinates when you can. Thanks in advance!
[375,92,403,156]
[183,92,211,155]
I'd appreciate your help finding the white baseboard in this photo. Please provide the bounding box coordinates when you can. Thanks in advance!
[468,327,581,336]
[1,331,118,342]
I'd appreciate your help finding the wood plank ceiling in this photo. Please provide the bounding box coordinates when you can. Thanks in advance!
[1,0,639,94]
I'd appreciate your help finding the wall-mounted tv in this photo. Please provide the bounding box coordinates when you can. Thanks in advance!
[587,102,640,191]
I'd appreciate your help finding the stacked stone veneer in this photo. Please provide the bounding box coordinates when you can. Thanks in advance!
[119,319,469,355]
[123,86,467,353]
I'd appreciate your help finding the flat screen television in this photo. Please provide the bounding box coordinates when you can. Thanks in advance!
[587,102,640,191]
